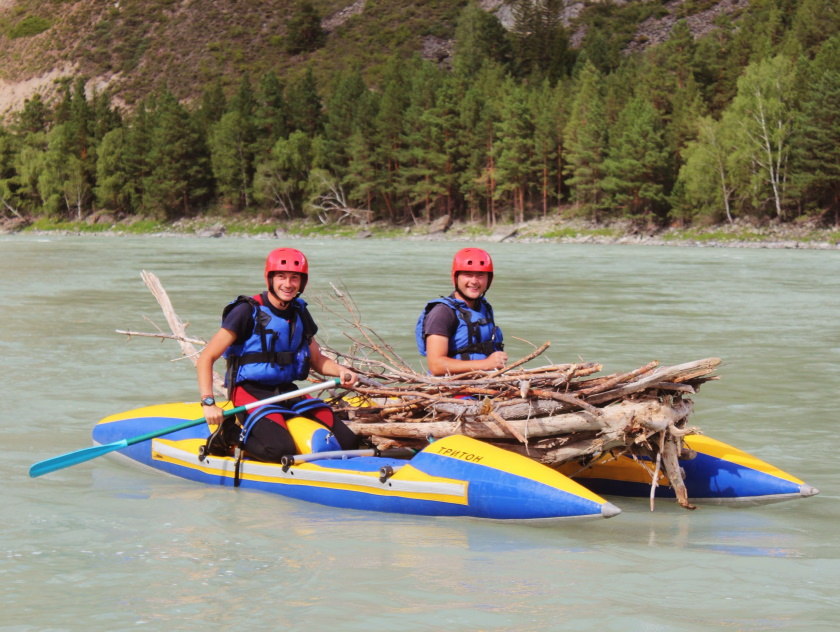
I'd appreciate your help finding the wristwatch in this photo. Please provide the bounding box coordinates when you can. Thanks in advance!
[201,395,216,406]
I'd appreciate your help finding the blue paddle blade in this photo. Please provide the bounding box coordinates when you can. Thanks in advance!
[29,440,129,478]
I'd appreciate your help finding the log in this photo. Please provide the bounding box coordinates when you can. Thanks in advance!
[347,397,693,441]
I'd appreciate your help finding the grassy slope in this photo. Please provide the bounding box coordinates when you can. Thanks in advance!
[0,0,468,106]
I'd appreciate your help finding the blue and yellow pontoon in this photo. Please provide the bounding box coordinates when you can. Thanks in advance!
[91,401,621,523]
[559,435,819,506]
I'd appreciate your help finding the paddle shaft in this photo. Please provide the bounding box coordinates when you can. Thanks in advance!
[29,378,341,478]
[124,378,341,446]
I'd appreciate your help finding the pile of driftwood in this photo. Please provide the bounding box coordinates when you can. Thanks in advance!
[119,272,721,510]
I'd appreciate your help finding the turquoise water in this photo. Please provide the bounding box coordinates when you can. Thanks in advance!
[2,235,838,630]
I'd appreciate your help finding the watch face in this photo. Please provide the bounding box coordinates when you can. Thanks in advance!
[202,397,215,406]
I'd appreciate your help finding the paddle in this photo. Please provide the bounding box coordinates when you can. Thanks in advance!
[29,378,341,478]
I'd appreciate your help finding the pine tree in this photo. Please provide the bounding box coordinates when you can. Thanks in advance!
[563,61,608,220]
[494,79,534,223]
[530,79,564,216]
[194,79,227,138]
[322,68,370,177]
[602,95,669,222]
[790,35,840,224]
[284,1,326,55]
[343,129,379,216]
[122,100,154,214]
[457,62,506,225]
[509,0,570,83]
[374,55,412,221]
[209,110,255,210]
[453,2,511,78]
[13,94,50,135]
[693,14,750,116]
[286,67,323,136]
[398,61,447,221]
[0,127,22,217]
[253,71,289,159]
[13,133,50,215]
[146,92,210,218]
[788,0,840,57]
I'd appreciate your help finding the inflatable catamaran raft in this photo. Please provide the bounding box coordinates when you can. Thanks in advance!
[32,379,817,522]
[85,405,817,522]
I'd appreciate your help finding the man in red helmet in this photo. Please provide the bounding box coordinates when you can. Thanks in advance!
[416,247,507,376]
[196,248,358,462]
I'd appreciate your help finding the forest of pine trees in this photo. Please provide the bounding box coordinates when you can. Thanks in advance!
[1,0,839,228]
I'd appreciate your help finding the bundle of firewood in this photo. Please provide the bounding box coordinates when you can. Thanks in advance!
[339,356,717,461]
[120,272,722,510]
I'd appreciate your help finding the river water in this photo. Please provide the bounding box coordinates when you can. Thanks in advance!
[2,235,838,631]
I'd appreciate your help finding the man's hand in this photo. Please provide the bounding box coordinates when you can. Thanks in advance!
[483,350,508,370]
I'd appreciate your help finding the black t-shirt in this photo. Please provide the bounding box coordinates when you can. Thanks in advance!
[221,293,318,345]
[423,299,459,339]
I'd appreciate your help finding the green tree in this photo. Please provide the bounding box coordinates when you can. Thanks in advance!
[36,125,76,217]
[563,61,608,219]
[122,100,154,214]
[787,0,840,57]
[509,0,570,83]
[343,129,379,217]
[253,71,289,158]
[13,132,49,215]
[284,1,326,55]
[728,54,798,219]
[494,79,534,223]
[0,127,22,217]
[253,130,313,217]
[322,68,370,176]
[146,92,210,218]
[194,79,228,138]
[675,115,740,224]
[398,61,447,221]
[209,110,254,210]
[13,93,50,135]
[790,36,840,224]
[95,127,131,211]
[602,96,669,222]
[453,2,511,77]
[374,55,412,221]
[287,67,323,136]
[693,14,750,116]
[457,62,506,224]
[208,73,257,210]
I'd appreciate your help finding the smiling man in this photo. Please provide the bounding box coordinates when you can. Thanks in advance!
[196,248,358,462]
[416,247,507,376]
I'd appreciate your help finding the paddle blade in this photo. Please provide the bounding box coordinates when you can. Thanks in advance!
[29,440,128,478]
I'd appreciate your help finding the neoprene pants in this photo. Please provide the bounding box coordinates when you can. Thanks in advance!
[232,383,359,462]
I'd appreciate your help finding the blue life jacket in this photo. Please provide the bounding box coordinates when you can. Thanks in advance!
[415,295,504,360]
[223,294,312,387]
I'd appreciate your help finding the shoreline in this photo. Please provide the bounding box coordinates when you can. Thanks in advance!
[2,215,839,250]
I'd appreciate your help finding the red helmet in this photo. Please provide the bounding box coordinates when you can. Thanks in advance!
[265,248,309,293]
[452,247,494,289]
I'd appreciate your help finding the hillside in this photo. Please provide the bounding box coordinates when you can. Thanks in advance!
[0,0,748,116]
[1,0,838,232]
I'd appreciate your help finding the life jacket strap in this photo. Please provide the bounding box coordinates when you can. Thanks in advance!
[235,351,297,366]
